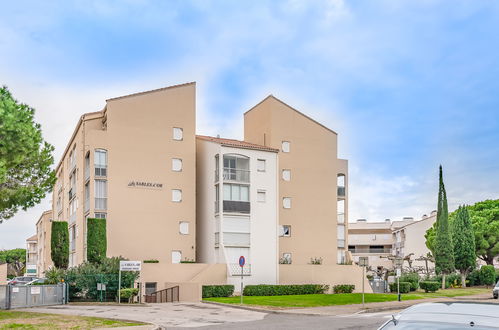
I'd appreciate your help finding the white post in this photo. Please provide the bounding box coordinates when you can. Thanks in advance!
[240,266,243,304]
[118,269,121,304]
[362,265,365,308]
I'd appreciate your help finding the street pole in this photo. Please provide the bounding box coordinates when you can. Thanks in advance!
[362,265,365,308]
[240,266,243,304]
[397,273,401,302]
[118,269,121,304]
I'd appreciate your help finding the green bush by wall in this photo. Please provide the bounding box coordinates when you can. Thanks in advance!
[400,273,419,291]
[333,284,355,293]
[419,281,440,293]
[389,281,411,294]
[202,285,234,298]
[51,221,69,269]
[243,284,329,296]
[479,265,496,286]
[87,218,107,264]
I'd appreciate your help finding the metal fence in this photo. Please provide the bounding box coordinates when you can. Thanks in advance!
[0,284,66,309]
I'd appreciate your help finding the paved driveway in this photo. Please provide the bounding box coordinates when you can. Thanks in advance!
[21,303,266,328]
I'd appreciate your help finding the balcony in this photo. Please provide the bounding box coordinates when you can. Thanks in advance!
[337,239,345,248]
[338,186,346,197]
[337,213,345,223]
[223,200,250,214]
[223,232,250,247]
[70,239,75,251]
[68,188,75,200]
[228,263,251,276]
[223,168,250,183]
[214,201,220,214]
[348,247,392,254]
[69,213,76,224]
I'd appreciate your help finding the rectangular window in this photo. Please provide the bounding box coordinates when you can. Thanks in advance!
[179,221,189,235]
[84,182,90,213]
[94,179,107,210]
[94,149,107,177]
[257,159,266,172]
[223,184,249,202]
[145,282,157,295]
[282,169,291,181]
[282,141,290,153]
[173,127,183,140]
[282,253,292,264]
[283,197,292,209]
[172,189,182,202]
[84,152,90,180]
[172,158,182,172]
[171,250,182,264]
[257,190,266,202]
[280,225,291,237]
[94,212,106,219]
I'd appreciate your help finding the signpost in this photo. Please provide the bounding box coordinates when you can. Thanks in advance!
[118,261,141,304]
[394,258,403,302]
[359,257,368,308]
[239,256,245,304]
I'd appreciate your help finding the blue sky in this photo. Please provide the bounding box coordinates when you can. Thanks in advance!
[1,0,498,249]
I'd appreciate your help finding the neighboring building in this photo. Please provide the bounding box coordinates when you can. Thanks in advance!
[29,82,371,299]
[244,95,349,266]
[196,135,279,286]
[25,235,38,276]
[35,210,53,276]
[348,212,437,271]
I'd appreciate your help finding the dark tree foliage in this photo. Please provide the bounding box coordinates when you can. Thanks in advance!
[87,218,107,264]
[451,205,476,287]
[51,221,69,269]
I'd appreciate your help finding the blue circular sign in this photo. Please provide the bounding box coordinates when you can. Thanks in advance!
[239,256,245,267]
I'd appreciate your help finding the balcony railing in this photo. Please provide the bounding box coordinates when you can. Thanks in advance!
[228,263,251,276]
[223,168,250,183]
[215,201,220,214]
[337,213,345,223]
[338,186,346,197]
[223,200,250,214]
[337,239,345,248]
[348,247,392,254]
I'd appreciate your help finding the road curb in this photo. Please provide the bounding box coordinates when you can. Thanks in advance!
[202,301,323,316]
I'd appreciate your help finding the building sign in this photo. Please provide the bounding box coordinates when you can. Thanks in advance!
[119,261,142,271]
[31,286,41,295]
[127,181,163,189]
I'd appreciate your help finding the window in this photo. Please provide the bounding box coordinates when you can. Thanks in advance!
[84,152,90,180]
[257,159,266,172]
[173,127,183,140]
[223,155,249,182]
[172,189,182,202]
[94,149,107,177]
[145,282,157,295]
[95,179,107,210]
[171,250,182,264]
[282,169,291,181]
[337,224,345,248]
[69,225,76,251]
[223,184,249,202]
[282,141,290,153]
[257,190,266,202]
[282,253,292,264]
[280,225,291,237]
[337,250,346,264]
[283,197,292,209]
[172,158,182,172]
[95,212,106,219]
[84,182,90,212]
[179,221,189,235]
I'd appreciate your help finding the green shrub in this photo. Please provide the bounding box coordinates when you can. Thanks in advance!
[495,269,499,283]
[120,288,139,303]
[480,265,496,286]
[44,267,65,284]
[243,284,329,296]
[202,285,234,298]
[333,284,355,293]
[419,281,440,293]
[51,221,69,269]
[87,218,107,264]
[429,275,451,288]
[389,281,411,294]
[143,259,159,263]
[446,273,462,287]
[400,273,419,291]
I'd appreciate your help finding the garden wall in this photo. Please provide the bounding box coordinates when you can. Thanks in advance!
[0,264,7,285]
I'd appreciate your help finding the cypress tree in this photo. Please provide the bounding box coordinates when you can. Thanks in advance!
[87,218,107,264]
[51,221,69,269]
[434,165,454,289]
[451,205,476,287]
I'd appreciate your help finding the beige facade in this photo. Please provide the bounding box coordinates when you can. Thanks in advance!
[25,235,38,276]
[35,211,53,276]
[244,96,348,266]
[0,263,7,285]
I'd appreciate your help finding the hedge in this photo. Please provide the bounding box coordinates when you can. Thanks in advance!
[51,221,69,269]
[480,265,496,286]
[243,284,329,296]
[419,281,440,293]
[400,273,419,291]
[202,285,234,298]
[120,288,139,303]
[143,259,159,263]
[333,284,355,293]
[389,281,411,294]
[87,218,107,264]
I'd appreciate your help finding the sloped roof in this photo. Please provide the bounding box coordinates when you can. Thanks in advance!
[106,81,195,102]
[26,235,37,242]
[196,135,279,153]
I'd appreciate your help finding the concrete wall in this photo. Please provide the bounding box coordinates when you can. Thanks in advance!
[36,210,53,276]
[0,264,7,285]
[399,215,436,269]
[279,264,373,293]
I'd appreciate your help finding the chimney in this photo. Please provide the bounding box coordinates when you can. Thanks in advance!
[430,210,437,217]
[356,219,367,222]
[403,217,414,221]
[385,219,391,222]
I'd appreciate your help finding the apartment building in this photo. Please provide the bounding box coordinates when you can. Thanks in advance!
[348,212,437,271]
[25,235,38,276]
[196,136,279,286]
[28,82,371,299]
[244,96,349,266]
[35,211,53,275]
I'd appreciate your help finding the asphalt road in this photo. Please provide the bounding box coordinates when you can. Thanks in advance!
[174,311,394,330]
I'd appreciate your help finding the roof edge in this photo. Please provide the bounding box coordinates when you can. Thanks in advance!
[196,135,279,153]
[106,81,196,102]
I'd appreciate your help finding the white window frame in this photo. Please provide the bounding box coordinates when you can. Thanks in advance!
[257,159,266,172]
[171,250,182,264]
[172,189,182,202]
[172,158,183,172]
[283,253,292,264]
[282,169,291,181]
[179,221,189,235]
[257,190,266,202]
[173,127,183,141]
[283,197,292,209]
[282,141,290,153]
[280,225,291,237]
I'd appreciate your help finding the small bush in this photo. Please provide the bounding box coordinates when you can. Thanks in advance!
[120,288,139,303]
[400,273,419,291]
[419,281,440,293]
[446,273,462,287]
[202,285,234,298]
[243,284,329,296]
[480,265,496,287]
[143,260,159,263]
[333,284,355,293]
[467,269,481,286]
[389,281,411,294]
[429,275,451,288]
[309,257,323,265]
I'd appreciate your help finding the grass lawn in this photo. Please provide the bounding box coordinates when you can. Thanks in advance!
[204,288,490,308]
[0,310,145,329]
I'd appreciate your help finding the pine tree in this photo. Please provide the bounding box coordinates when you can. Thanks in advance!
[434,165,454,289]
[451,205,476,287]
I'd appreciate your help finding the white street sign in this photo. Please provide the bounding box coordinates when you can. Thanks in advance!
[120,261,141,271]
[396,268,401,277]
